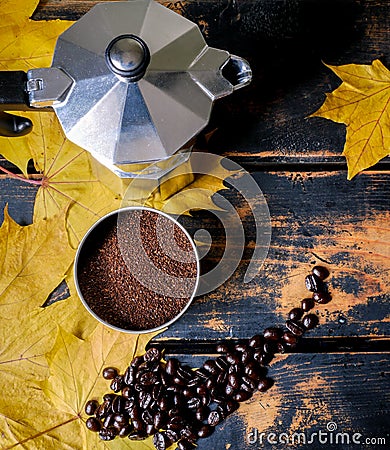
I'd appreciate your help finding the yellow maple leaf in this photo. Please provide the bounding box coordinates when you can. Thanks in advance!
[0,205,75,319]
[0,329,160,450]
[0,0,72,174]
[312,59,390,179]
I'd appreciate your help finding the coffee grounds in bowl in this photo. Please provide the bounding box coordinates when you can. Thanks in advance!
[77,209,198,331]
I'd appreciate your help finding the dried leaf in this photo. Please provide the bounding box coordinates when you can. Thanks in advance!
[312,59,390,179]
[0,205,74,319]
[0,0,72,175]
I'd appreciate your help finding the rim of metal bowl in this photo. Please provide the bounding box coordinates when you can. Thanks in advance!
[74,206,200,334]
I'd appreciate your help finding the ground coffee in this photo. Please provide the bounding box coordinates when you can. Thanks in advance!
[77,209,198,331]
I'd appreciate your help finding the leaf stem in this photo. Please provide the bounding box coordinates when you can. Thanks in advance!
[0,163,43,185]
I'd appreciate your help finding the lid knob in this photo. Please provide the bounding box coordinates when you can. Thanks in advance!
[105,35,150,81]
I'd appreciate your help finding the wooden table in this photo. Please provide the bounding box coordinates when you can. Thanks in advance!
[1,1,389,448]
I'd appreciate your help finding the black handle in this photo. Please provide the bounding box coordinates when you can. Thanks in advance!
[0,71,30,110]
[0,71,33,137]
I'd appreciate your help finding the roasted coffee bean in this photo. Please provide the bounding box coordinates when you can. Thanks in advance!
[132,419,145,433]
[103,393,116,403]
[128,431,147,440]
[153,431,169,450]
[177,366,195,381]
[208,410,222,426]
[240,380,253,393]
[165,358,179,376]
[152,384,163,401]
[95,401,110,419]
[86,417,101,432]
[225,400,239,415]
[225,383,235,397]
[99,427,117,441]
[241,376,257,390]
[256,352,273,366]
[139,359,159,372]
[160,371,171,386]
[123,366,135,385]
[217,370,227,385]
[216,343,230,353]
[206,376,216,390]
[249,335,264,349]
[172,394,183,408]
[110,376,125,392]
[166,429,179,444]
[113,414,127,426]
[187,377,200,387]
[244,361,260,378]
[215,356,229,371]
[85,399,99,416]
[203,360,217,375]
[233,390,252,402]
[301,298,315,312]
[168,416,185,432]
[180,425,197,442]
[277,342,286,353]
[313,291,331,304]
[258,377,274,392]
[305,274,325,293]
[228,373,240,389]
[129,405,140,420]
[138,391,152,409]
[312,265,329,280]
[153,411,165,429]
[168,407,181,418]
[177,439,196,450]
[264,327,282,341]
[181,388,193,399]
[263,341,277,356]
[282,331,298,347]
[195,405,210,421]
[302,313,319,329]
[228,363,242,374]
[198,424,214,438]
[234,343,249,353]
[195,368,210,380]
[139,371,158,386]
[288,308,304,321]
[111,395,126,414]
[131,356,144,368]
[142,409,154,425]
[286,319,305,336]
[200,392,210,406]
[102,367,118,380]
[225,352,240,365]
[124,397,135,411]
[118,424,133,437]
[146,423,155,435]
[103,413,115,428]
[173,375,187,386]
[144,347,161,362]
[241,349,254,365]
[187,397,201,409]
[196,384,208,396]
[122,386,134,398]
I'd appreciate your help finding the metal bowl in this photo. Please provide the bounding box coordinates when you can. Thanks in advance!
[74,206,200,333]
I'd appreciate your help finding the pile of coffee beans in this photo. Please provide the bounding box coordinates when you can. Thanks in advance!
[84,266,331,448]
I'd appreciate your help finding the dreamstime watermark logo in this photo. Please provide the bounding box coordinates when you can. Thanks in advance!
[117,152,271,296]
[247,422,387,446]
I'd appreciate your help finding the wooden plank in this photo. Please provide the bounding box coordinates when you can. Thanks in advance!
[1,170,388,340]
[161,352,389,450]
[30,0,390,165]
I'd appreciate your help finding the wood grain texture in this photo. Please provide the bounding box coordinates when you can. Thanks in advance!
[31,0,390,165]
[150,352,389,450]
[1,170,388,340]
